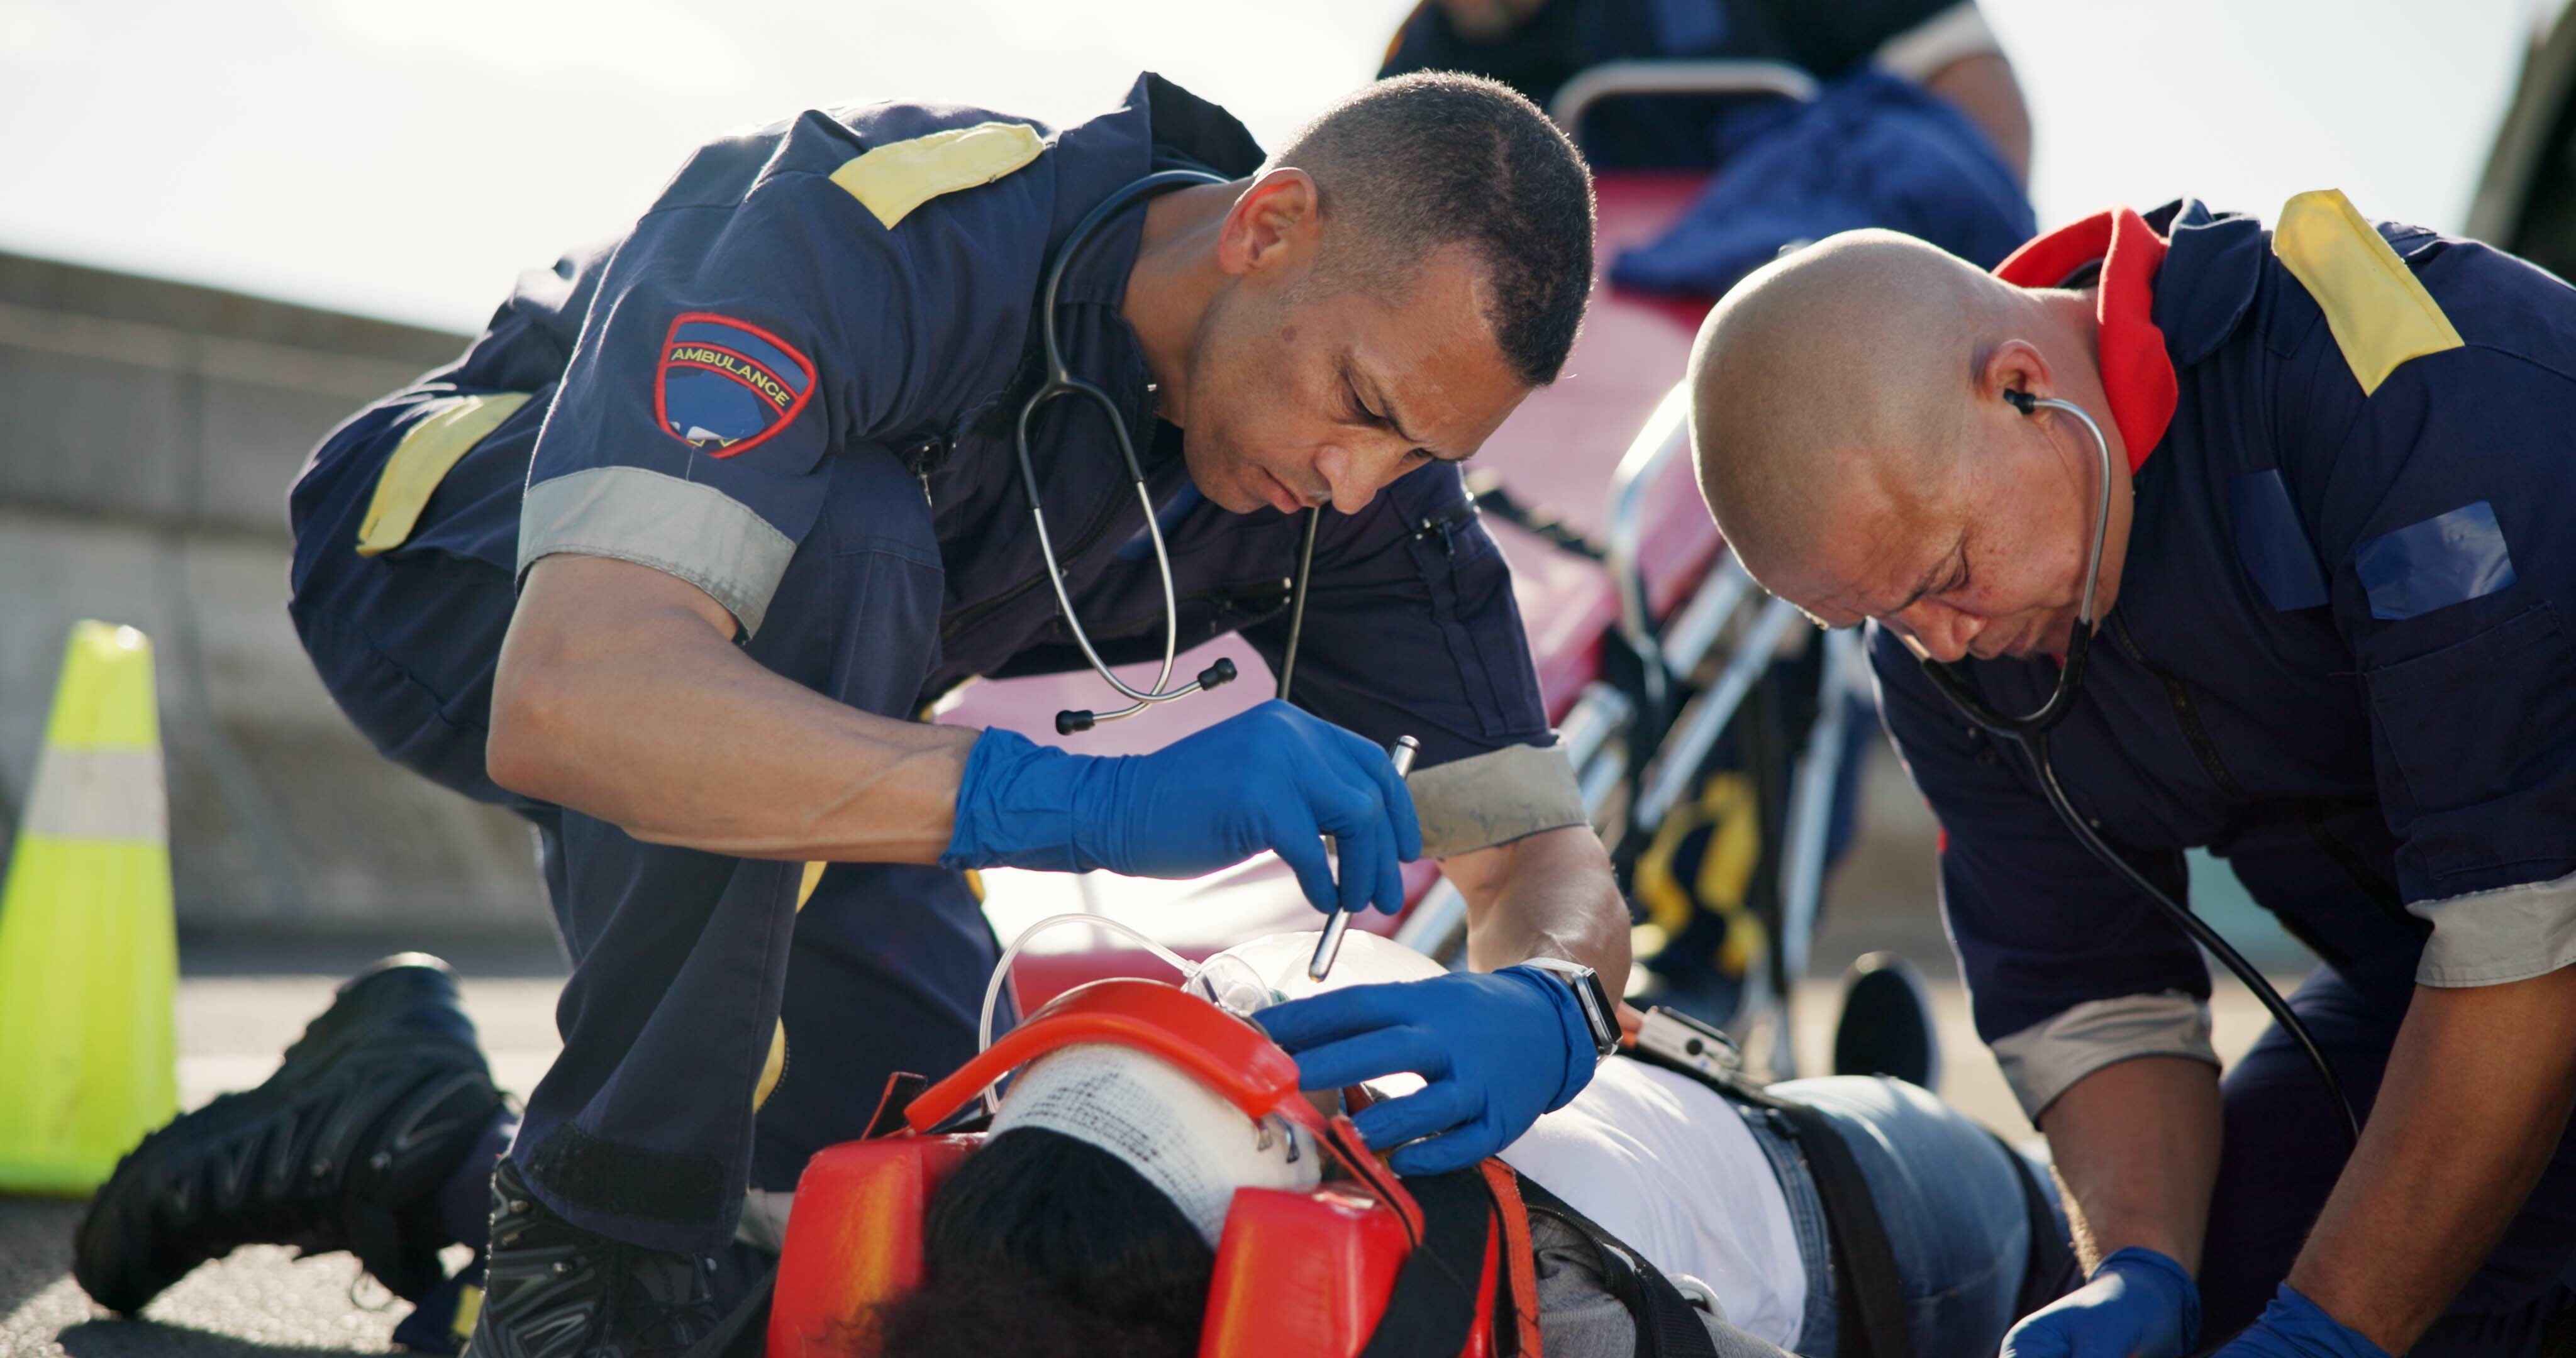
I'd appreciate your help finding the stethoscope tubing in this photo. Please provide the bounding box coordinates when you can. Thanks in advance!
[1920,393,2362,1144]
[1274,507,1324,701]
[1020,170,1258,729]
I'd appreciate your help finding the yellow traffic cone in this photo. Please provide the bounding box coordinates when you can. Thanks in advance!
[0,621,177,1194]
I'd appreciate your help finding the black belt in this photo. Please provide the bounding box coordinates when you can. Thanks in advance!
[1626,1046,2079,1358]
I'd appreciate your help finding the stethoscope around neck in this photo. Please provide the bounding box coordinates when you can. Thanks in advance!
[1020,168,1326,736]
[1918,390,2363,1144]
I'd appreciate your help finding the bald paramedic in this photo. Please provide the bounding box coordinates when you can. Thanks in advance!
[74,73,1634,1358]
[1690,202,2576,1357]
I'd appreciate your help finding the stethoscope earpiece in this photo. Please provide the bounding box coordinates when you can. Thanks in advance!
[2002,388,2039,414]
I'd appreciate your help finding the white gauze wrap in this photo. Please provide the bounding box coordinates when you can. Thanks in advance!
[986,1042,1321,1249]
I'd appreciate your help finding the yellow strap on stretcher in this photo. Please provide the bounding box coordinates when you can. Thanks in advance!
[2271,189,2464,397]
[830,121,1045,230]
[353,392,533,557]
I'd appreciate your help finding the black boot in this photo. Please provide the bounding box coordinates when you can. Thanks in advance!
[1831,950,1943,1090]
[469,1157,763,1358]
[74,952,508,1313]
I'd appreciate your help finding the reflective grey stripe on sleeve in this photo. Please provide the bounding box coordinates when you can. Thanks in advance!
[1873,3,2001,82]
[518,466,798,637]
[2411,868,2576,988]
[1412,740,1587,860]
[1989,992,2217,1120]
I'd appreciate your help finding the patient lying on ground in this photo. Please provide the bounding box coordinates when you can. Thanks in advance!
[867,937,2070,1358]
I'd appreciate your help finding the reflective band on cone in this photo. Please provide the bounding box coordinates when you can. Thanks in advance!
[0,621,179,1194]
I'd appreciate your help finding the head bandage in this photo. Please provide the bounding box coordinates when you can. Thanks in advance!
[988,1042,1321,1249]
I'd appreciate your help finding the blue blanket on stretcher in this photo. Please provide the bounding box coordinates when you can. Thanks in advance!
[1609,68,2036,297]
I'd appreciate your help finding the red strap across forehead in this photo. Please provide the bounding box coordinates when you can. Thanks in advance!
[1992,207,2178,472]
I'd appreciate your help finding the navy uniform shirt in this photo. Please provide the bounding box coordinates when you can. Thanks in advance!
[368,72,1578,859]
[1871,196,2576,1118]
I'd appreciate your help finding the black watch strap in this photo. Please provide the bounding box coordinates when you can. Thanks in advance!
[1518,958,1619,1056]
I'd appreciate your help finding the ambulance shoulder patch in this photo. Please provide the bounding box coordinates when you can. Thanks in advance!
[2272,189,2464,397]
[656,312,816,457]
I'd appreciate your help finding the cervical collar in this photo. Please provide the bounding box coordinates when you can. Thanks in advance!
[988,1042,1321,1248]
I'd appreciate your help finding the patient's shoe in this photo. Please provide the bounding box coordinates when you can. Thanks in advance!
[74,952,507,1314]
[469,1157,765,1358]
[1831,951,1941,1090]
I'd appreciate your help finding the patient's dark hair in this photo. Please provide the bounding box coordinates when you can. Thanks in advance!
[861,1127,1213,1357]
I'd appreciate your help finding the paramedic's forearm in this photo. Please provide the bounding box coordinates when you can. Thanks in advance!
[1921,52,2032,184]
[2287,967,2576,1352]
[490,553,975,863]
[2038,1056,2222,1273]
[1448,825,1633,989]
[1433,0,1548,41]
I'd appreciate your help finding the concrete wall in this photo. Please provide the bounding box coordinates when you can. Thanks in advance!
[0,251,553,942]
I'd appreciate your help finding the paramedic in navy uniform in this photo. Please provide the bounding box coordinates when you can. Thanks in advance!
[72,73,1633,1358]
[1689,200,2576,1358]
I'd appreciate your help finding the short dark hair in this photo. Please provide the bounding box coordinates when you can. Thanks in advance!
[860,1128,1212,1357]
[1281,71,1597,386]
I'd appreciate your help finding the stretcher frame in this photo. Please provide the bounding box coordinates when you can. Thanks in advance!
[1394,62,1862,1074]
[1392,382,1871,1076]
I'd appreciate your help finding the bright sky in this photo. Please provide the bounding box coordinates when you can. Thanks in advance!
[0,0,2538,333]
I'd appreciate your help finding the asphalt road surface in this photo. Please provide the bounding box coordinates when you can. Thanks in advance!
[1,932,2298,1356]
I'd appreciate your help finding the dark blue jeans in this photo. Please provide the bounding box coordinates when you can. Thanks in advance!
[1746,1076,2070,1358]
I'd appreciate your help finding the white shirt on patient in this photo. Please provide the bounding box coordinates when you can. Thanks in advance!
[1185,931,1809,1348]
[1499,1056,1809,1350]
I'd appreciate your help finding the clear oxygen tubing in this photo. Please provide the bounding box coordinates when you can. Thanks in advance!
[975,912,1204,1118]
[1917,391,2362,1145]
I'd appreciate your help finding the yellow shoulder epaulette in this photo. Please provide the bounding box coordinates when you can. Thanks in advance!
[2270,188,2463,397]
[830,121,1045,231]
[356,392,532,556]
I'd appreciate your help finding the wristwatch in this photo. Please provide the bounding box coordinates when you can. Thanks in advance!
[1514,957,1621,1057]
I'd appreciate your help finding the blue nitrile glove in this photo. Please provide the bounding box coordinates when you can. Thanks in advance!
[2208,1285,2390,1358]
[1253,968,1598,1176]
[941,700,1422,917]
[2001,1247,2200,1358]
